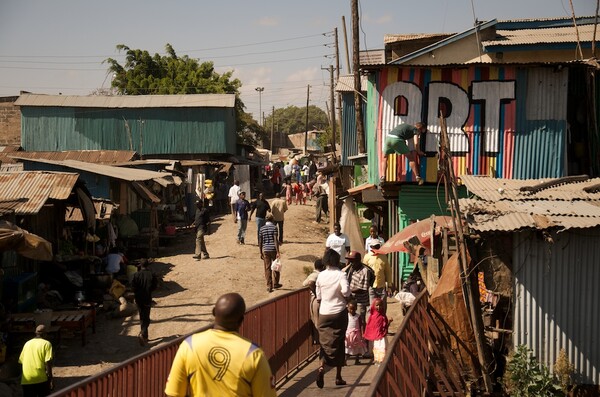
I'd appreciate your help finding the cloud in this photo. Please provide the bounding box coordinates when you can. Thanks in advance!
[286,67,318,83]
[362,13,392,26]
[256,16,280,27]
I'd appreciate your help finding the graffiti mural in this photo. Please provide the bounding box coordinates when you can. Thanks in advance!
[373,66,568,182]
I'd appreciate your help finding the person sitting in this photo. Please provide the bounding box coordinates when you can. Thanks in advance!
[104,247,127,275]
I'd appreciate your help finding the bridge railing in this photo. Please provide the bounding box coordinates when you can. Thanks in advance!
[366,290,467,397]
[50,288,318,397]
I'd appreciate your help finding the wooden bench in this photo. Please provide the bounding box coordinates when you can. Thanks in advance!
[9,308,96,346]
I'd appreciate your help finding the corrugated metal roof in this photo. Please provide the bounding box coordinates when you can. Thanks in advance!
[0,171,79,215]
[11,157,175,183]
[335,75,368,92]
[460,175,600,232]
[15,93,236,108]
[384,33,454,44]
[460,175,600,201]
[13,150,138,164]
[66,200,117,221]
[484,24,600,47]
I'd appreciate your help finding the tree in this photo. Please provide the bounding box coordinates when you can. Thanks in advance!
[103,44,260,145]
[263,105,329,135]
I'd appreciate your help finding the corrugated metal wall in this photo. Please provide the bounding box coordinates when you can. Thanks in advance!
[341,93,357,165]
[370,66,569,182]
[513,229,600,385]
[21,107,236,155]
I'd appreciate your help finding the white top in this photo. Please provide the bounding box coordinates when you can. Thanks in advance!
[365,236,385,253]
[326,233,351,264]
[228,185,240,204]
[316,267,350,315]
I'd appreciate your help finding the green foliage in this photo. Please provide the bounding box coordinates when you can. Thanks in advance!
[315,125,340,151]
[263,105,329,135]
[503,345,563,397]
[104,44,260,146]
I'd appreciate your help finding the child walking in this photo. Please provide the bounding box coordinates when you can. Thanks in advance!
[345,301,367,364]
[363,298,393,364]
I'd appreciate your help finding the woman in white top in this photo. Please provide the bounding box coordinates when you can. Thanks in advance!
[315,249,351,388]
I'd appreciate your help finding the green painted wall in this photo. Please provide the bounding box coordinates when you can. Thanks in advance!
[21,106,236,155]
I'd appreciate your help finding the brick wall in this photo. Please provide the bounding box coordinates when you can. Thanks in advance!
[0,97,21,146]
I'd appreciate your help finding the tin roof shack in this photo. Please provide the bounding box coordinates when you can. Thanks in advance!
[15,93,237,157]
[12,157,180,257]
[0,171,94,312]
[352,15,600,284]
[459,175,600,387]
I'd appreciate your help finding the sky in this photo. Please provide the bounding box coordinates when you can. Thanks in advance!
[0,0,595,122]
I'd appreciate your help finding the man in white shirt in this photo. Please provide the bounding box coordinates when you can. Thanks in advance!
[325,223,351,265]
[227,180,240,222]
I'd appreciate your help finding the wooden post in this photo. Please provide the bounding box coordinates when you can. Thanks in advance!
[328,176,337,233]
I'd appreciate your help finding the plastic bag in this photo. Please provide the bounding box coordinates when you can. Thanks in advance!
[271,258,282,272]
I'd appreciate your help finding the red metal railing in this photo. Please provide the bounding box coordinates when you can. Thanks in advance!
[366,290,467,397]
[50,288,318,397]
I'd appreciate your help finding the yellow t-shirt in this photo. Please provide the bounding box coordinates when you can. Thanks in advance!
[363,252,392,289]
[164,329,276,397]
[19,338,53,385]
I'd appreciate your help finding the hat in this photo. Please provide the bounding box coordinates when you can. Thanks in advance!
[345,251,361,261]
[369,240,382,248]
[35,324,47,334]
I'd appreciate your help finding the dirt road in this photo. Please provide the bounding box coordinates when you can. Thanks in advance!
[51,200,330,390]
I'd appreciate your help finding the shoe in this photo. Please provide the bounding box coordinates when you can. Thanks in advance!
[335,378,346,386]
[192,255,201,259]
[316,367,324,388]
[240,239,245,245]
[379,175,386,183]
[273,283,283,289]
[138,333,146,346]
[203,255,210,259]
[267,287,273,293]
[416,176,424,185]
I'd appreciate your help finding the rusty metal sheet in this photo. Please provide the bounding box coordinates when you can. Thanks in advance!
[15,93,235,108]
[0,171,79,215]
[12,150,138,164]
[460,175,600,201]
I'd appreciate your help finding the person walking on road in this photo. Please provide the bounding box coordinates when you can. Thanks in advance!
[343,251,373,334]
[191,200,211,260]
[19,324,54,397]
[364,225,385,254]
[228,180,241,221]
[315,249,351,388]
[363,241,394,312]
[259,214,281,293]
[270,193,287,244]
[326,222,351,266]
[249,193,270,244]
[131,259,158,346]
[165,293,277,397]
[235,191,251,244]
[313,179,329,223]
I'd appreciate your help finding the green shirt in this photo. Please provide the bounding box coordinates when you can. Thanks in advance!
[19,337,53,385]
[389,123,418,140]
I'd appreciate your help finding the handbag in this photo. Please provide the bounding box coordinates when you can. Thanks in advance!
[271,257,282,272]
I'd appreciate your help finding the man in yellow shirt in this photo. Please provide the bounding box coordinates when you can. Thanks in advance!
[164,293,276,397]
[363,241,394,311]
[19,324,54,396]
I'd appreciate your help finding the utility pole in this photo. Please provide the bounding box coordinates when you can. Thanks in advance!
[255,87,264,126]
[341,16,351,73]
[335,28,343,161]
[329,65,337,162]
[270,106,275,154]
[351,0,365,153]
[304,85,310,154]
[440,115,493,393]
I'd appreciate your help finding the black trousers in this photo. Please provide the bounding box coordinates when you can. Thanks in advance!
[137,300,151,339]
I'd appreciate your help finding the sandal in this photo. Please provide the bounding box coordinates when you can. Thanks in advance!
[335,378,347,386]
[316,367,324,389]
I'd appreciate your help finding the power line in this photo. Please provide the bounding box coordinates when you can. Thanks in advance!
[0,33,330,59]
